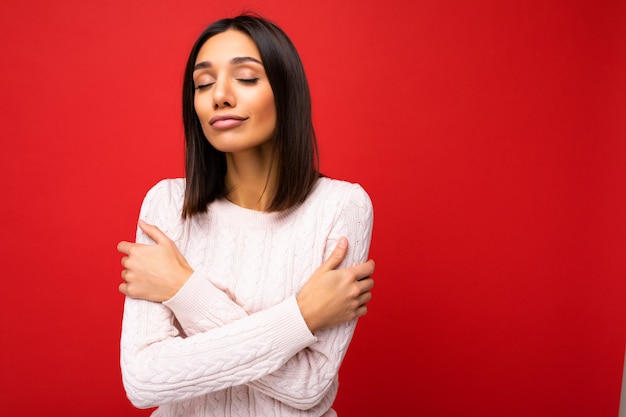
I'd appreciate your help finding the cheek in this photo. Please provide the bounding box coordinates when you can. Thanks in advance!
[258,92,276,128]
[193,96,213,139]
[194,95,206,118]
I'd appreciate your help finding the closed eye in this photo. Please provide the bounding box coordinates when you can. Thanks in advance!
[195,83,214,90]
[238,78,259,84]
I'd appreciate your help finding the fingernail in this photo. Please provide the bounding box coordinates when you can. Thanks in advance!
[338,238,347,249]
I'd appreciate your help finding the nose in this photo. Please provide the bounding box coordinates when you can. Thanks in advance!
[212,77,235,109]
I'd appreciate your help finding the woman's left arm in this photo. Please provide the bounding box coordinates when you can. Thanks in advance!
[245,185,374,410]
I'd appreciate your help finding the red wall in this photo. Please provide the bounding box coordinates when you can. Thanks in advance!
[1,1,625,416]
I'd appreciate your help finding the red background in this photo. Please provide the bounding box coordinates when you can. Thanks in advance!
[1,1,625,416]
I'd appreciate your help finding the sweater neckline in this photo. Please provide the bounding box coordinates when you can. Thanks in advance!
[210,197,291,227]
[208,177,328,228]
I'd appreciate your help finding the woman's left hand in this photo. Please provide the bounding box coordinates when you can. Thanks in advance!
[117,220,194,302]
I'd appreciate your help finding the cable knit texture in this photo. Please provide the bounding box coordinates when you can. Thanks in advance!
[120,177,374,417]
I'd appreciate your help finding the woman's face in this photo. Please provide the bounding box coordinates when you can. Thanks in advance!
[193,29,276,154]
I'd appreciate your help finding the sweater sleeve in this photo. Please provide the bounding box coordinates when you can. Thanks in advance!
[246,183,374,410]
[119,180,317,408]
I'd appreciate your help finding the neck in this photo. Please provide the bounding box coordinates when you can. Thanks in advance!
[224,143,278,211]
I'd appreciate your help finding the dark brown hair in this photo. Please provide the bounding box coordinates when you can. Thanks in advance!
[181,14,319,218]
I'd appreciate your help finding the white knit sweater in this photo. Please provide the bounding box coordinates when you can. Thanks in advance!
[120,177,374,417]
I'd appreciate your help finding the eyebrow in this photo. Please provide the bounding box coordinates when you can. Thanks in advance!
[193,56,263,71]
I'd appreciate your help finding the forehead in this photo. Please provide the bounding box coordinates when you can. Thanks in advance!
[195,29,261,64]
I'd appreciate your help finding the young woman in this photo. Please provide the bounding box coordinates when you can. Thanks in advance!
[118,14,375,417]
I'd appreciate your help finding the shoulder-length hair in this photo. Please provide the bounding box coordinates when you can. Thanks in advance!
[181,14,319,218]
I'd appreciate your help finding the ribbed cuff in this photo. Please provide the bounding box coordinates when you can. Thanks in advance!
[262,296,317,357]
[163,271,247,327]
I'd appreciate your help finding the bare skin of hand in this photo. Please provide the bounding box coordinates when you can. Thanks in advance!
[297,237,375,334]
[117,220,194,302]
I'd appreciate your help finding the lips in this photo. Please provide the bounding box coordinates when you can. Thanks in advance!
[209,114,248,129]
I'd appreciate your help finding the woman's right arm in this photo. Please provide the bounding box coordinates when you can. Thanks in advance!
[121,289,316,408]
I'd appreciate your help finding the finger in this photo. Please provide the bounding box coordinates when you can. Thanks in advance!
[320,237,349,272]
[350,259,375,280]
[138,220,170,245]
[117,241,133,254]
[119,282,128,295]
[357,290,372,305]
[357,277,374,293]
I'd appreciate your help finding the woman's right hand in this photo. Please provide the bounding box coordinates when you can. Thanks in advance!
[296,238,375,334]
[117,220,194,302]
